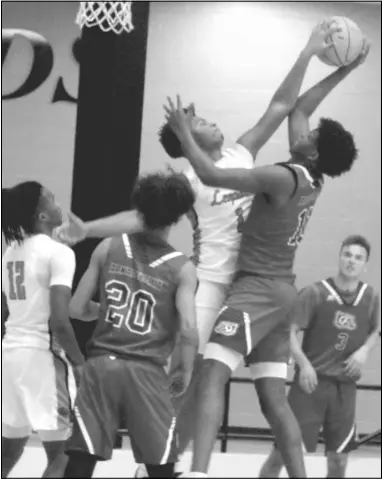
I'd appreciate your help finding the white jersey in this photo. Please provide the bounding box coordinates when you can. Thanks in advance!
[185,143,254,284]
[2,234,76,350]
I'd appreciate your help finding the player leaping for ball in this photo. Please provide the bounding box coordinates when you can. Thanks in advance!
[163,32,370,479]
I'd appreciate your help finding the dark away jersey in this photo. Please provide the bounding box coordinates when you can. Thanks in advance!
[238,163,323,282]
[87,233,188,365]
[294,278,379,382]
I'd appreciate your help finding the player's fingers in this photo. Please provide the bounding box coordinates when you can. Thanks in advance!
[163,104,172,115]
[176,94,183,112]
[362,39,371,59]
[300,377,311,394]
[167,96,176,112]
[327,23,341,35]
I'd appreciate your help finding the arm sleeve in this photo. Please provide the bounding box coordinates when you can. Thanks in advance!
[291,284,321,330]
[49,244,76,288]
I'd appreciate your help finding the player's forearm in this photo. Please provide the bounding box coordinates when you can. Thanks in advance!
[50,317,85,366]
[70,300,100,322]
[360,329,380,355]
[293,67,351,117]
[270,48,314,110]
[179,328,199,373]
[85,211,144,239]
[179,130,228,187]
[290,329,311,369]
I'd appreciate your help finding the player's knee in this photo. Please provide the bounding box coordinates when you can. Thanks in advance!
[198,358,231,391]
[255,378,289,421]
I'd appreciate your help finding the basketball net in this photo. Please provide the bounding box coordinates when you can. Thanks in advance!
[76,2,134,34]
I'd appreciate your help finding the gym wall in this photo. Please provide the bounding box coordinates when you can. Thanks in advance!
[2,1,381,435]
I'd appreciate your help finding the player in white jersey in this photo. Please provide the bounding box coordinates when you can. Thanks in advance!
[1,181,84,478]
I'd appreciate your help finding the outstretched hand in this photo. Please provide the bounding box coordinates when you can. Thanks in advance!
[163,95,194,139]
[344,38,371,71]
[55,212,88,246]
[305,20,341,56]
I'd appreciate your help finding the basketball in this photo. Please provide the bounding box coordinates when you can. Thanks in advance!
[318,16,365,67]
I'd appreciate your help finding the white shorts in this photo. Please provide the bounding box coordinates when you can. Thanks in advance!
[195,280,229,354]
[1,347,77,441]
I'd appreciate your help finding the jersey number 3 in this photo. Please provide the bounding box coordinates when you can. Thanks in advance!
[105,280,156,335]
[7,261,26,300]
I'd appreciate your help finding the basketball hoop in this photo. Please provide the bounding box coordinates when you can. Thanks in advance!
[76,2,134,34]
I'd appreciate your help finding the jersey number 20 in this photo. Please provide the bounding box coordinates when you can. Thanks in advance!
[104,280,156,335]
[7,261,26,300]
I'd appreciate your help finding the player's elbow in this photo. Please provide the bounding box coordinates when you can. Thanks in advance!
[69,298,87,320]
[180,326,199,348]
[270,99,294,117]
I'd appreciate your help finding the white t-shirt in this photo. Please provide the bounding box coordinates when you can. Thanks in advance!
[185,143,254,284]
[2,234,76,350]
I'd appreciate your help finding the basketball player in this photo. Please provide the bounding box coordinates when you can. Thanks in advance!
[64,172,199,479]
[1,181,84,478]
[260,235,380,478]
[164,30,369,478]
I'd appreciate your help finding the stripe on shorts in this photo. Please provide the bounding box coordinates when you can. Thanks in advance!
[74,406,95,455]
[160,417,177,464]
[337,424,356,453]
[243,312,252,355]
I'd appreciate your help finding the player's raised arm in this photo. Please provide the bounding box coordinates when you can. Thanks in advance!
[69,238,111,321]
[174,260,199,393]
[238,23,340,159]
[49,245,85,366]
[56,210,145,246]
[164,24,339,190]
[288,40,370,150]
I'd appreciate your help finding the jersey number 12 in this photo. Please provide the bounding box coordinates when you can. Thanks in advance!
[7,261,26,300]
[104,280,156,335]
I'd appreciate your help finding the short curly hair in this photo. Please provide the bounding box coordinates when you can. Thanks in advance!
[131,172,195,230]
[158,108,191,159]
[315,118,358,178]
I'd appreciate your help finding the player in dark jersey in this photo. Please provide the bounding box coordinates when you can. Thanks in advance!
[164,29,370,478]
[63,173,199,479]
[260,235,380,478]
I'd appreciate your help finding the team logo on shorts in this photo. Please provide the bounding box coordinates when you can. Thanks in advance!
[214,321,239,337]
[333,311,357,331]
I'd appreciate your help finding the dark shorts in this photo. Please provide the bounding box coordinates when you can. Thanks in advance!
[66,355,178,464]
[209,274,297,365]
[288,376,357,453]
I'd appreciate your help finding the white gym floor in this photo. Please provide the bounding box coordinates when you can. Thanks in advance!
[9,438,381,477]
